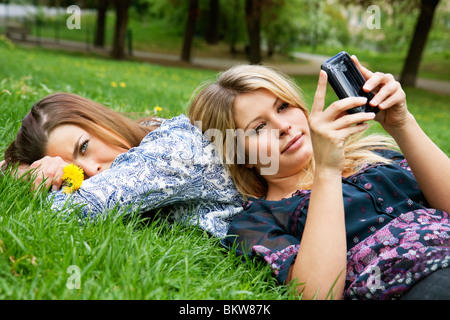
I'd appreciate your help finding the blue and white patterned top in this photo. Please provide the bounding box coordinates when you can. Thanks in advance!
[49,115,243,238]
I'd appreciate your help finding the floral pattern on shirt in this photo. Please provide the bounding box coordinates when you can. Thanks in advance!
[253,244,300,276]
[346,209,450,300]
[222,149,450,299]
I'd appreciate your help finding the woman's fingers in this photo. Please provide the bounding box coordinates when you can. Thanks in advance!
[363,73,405,110]
[28,156,67,191]
[351,56,405,111]
[310,97,374,142]
[351,55,373,81]
[45,160,65,191]
[332,111,376,131]
[311,70,328,115]
[324,96,369,120]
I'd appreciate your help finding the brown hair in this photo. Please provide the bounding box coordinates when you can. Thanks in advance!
[189,65,397,199]
[3,92,158,167]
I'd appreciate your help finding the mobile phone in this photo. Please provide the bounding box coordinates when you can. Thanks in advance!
[321,51,378,114]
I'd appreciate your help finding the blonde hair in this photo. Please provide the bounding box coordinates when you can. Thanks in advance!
[189,65,397,199]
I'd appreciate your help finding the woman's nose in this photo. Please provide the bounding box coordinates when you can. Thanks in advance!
[273,118,291,137]
[79,161,101,179]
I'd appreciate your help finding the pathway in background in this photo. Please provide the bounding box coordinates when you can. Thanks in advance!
[6,36,450,96]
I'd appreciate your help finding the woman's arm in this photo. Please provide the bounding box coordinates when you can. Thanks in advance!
[288,167,347,299]
[383,114,449,212]
[287,71,375,299]
[353,56,450,213]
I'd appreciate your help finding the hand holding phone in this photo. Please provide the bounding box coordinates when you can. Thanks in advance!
[321,51,379,114]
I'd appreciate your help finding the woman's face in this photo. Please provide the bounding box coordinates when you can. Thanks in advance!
[233,89,313,177]
[46,124,128,178]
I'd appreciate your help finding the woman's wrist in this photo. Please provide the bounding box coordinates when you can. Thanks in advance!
[382,112,416,140]
[314,163,344,179]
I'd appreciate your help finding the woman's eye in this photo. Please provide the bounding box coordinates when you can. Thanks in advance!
[278,103,289,112]
[255,123,265,133]
[79,140,89,155]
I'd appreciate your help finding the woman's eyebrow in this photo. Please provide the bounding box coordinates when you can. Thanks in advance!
[244,116,261,131]
[73,136,82,160]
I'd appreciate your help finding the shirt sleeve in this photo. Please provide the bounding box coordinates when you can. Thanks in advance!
[222,204,300,284]
[49,115,222,220]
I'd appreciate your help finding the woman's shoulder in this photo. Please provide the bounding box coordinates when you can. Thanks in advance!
[142,114,190,131]
[127,114,226,171]
[138,117,166,128]
[140,114,200,143]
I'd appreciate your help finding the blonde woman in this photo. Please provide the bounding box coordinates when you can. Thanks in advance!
[188,58,450,300]
[2,93,243,237]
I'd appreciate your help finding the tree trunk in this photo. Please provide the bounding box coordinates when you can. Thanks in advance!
[245,0,262,65]
[205,0,220,44]
[400,0,440,87]
[94,0,109,48]
[181,0,199,62]
[111,0,130,60]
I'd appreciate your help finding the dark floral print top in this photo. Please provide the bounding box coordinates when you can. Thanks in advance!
[222,150,450,299]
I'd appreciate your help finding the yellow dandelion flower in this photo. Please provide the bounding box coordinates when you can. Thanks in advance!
[111,81,117,88]
[119,81,127,88]
[62,164,84,194]
[153,106,162,114]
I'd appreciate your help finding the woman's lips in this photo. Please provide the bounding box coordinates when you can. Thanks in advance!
[281,134,303,154]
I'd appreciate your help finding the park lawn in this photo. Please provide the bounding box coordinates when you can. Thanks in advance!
[0,41,294,300]
[0,40,448,300]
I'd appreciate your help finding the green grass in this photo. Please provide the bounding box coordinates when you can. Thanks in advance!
[0,38,448,300]
[0,40,296,300]
[0,172,292,300]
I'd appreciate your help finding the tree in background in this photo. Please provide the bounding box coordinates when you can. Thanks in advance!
[220,0,246,57]
[342,0,442,87]
[94,0,109,48]
[205,0,219,44]
[262,0,306,57]
[122,0,303,64]
[180,0,199,62]
[111,0,131,60]
[245,0,262,64]
[400,0,440,86]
